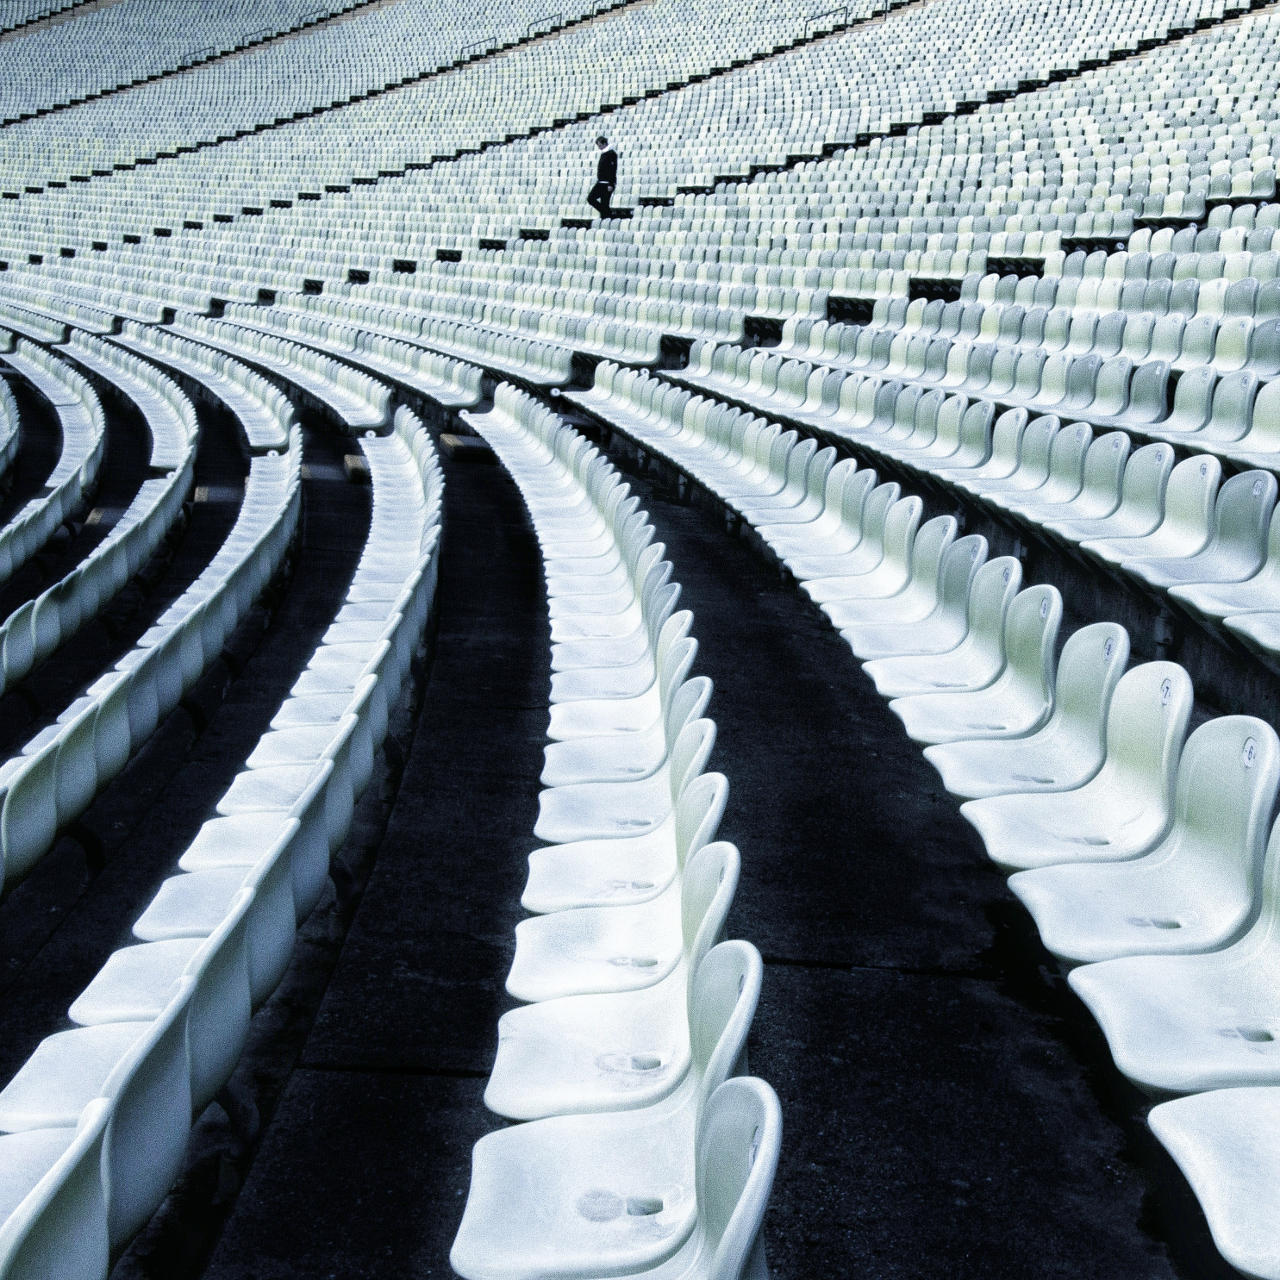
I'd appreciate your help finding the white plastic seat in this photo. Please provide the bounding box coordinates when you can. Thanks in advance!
[1069,806,1280,1094]
[958,413,1059,504]
[841,535,988,661]
[507,840,737,1004]
[131,838,295,1007]
[1122,470,1276,591]
[548,560,673,645]
[1,749,60,890]
[215,761,327,815]
[541,671,710,789]
[862,557,1022,698]
[1045,442,1174,544]
[180,762,334,924]
[486,934,756,1121]
[546,599,690,741]
[1025,430,1130,535]
[1148,1088,1280,1280]
[902,397,993,472]
[960,662,1193,872]
[550,579,679,675]
[995,421,1094,520]
[0,1098,110,1280]
[451,937,760,1280]
[888,584,1062,745]
[0,979,194,1249]
[534,718,715,845]
[612,1076,780,1280]
[931,407,1027,484]
[523,767,728,916]
[776,478,895,581]
[545,538,661,606]
[823,516,958,633]
[1227,610,1280,666]
[1172,502,1280,620]
[803,498,926,623]
[755,455,862,553]
[1224,377,1280,467]
[923,623,1128,800]
[1010,716,1280,965]
[549,610,691,707]
[544,550,665,621]
[735,443,838,526]
[68,888,260,1107]
[1082,454,1221,569]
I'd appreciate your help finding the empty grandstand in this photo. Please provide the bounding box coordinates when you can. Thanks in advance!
[3,0,1280,1276]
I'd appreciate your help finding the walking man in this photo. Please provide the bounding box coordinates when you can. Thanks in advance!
[587,136,618,217]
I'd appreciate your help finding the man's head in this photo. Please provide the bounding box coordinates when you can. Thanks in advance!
[596,136,608,149]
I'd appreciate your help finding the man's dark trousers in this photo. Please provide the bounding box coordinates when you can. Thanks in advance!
[587,181,615,215]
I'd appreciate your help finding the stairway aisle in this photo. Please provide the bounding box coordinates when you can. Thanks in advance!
[197,449,549,1279]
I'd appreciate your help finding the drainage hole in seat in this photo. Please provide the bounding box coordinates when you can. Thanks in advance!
[1238,1026,1275,1043]
[626,1197,664,1216]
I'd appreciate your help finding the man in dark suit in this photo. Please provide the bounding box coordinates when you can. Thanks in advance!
[587,136,618,217]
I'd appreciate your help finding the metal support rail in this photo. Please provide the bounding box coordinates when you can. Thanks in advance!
[13,0,84,27]
[526,10,564,36]
[467,0,623,56]
[803,4,849,35]
[186,8,339,63]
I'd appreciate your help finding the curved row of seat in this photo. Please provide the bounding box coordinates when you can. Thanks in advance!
[680,322,1280,469]
[0,358,19,490]
[61,330,198,470]
[310,282,744,354]
[653,353,1280,666]
[783,281,1280,401]
[998,248,1280,304]
[567,353,1280,1277]
[0,281,121,337]
[113,321,295,452]
[0,334,197,704]
[0,338,106,590]
[166,313,392,430]
[451,382,780,1280]
[0,397,443,1278]
[0,333,299,894]
[0,301,66,345]
[223,298,576,390]
[0,264,205,324]
[211,302,489,409]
